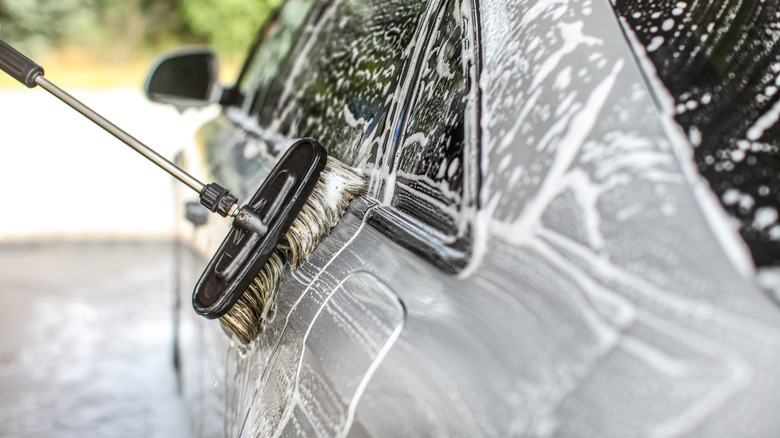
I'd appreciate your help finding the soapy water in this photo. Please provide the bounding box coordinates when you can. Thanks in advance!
[0,242,191,438]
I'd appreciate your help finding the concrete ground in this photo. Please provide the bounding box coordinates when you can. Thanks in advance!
[0,87,214,436]
[0,241,191,437]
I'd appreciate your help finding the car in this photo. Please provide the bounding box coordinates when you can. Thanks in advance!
[145,0,780,436]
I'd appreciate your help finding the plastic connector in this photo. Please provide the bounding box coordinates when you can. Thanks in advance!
[199,183,237,217]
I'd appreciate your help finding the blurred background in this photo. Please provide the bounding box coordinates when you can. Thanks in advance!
[0,0,280,240]
[0,0,277,66]
[0,1,278,436]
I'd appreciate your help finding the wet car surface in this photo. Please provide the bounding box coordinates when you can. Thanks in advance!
[156,0,780,436]
[612,0,780,266]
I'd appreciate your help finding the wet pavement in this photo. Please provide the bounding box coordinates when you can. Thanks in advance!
[0,241,192,437]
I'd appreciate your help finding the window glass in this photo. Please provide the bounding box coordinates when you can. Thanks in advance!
[391,0,472,239]
[256,0,427,165]
[236,0,317,114]
[244,0,477,263]
[613,0,780,266]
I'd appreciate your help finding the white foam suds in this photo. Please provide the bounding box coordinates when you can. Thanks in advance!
[530,21,603,90]
[501,59,624,243]
[753,207,779,230]
[746,97,780,141]
[647,36,665,52]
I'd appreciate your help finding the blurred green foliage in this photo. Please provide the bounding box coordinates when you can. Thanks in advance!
[180,0,280,54]
[0,0,281,57]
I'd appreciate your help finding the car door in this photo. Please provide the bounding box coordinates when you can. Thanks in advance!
[175,0,482,436]
[225,0,485,435]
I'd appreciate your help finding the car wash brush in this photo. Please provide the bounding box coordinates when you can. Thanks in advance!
[0,38,365,345]
[218,158,365,343]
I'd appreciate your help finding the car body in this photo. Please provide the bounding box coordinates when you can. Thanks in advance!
[154,0,780,436]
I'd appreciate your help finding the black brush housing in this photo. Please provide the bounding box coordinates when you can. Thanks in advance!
[193,138,327,318]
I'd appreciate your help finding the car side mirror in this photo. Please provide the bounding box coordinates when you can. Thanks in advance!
[145,48,222,112]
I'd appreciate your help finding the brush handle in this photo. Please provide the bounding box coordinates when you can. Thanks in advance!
[0,39,44,88]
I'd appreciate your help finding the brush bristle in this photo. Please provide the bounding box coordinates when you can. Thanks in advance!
[219,157,365,344]
[218,250,284,344]
[280,158,365,267]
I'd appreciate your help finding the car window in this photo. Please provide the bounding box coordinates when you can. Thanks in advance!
[612,0,780,266]
[255,0,427,165]
[235,0,317,115]
[245,0,479,271]
[390,0,476,240]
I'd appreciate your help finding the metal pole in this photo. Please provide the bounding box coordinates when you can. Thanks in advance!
[34,76,206,195]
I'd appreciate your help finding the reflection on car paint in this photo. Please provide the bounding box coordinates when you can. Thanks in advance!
[217,221,405,437]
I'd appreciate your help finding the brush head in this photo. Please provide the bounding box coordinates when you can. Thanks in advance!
[193,138,327,320]
[219,156,365,344]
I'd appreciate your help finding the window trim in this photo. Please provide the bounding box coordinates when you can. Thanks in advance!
[368,0,483,273]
